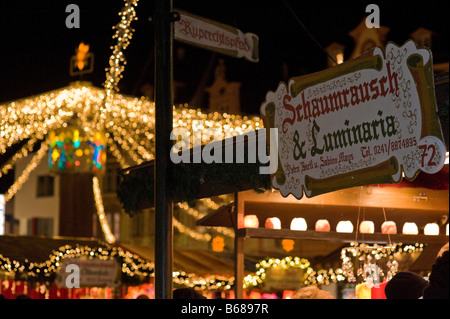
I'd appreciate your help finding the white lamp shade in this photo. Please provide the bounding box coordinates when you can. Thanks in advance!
[336,221,353,233]
[265,217,281,229]
[244,215,259,228]
[402,222,418,235]
[424,223,439,236]
[381,221,397,234]
[315,219,331,232]
[290,218,307,231]
[359,221,375,234]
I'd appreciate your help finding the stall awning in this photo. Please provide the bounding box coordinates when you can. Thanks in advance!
[0,235,107,264]
[118,243,255,276]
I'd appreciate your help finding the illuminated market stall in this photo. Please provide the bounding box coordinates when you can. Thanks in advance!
[117,40,449,299]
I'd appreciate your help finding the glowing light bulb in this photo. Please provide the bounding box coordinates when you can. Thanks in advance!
[402,222,418,235]
[290,218,307,231]
[265,217,281,229]
[244,215,259,228]
[424,223,439,236]
[336,221,353,233]
[359,221,375,234]
[315,219,330,232]
[381,221,397,234]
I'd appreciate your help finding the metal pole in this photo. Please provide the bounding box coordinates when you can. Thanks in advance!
[154,0,174,299]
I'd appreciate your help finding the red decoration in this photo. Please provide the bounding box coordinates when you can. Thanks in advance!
[315,219,331,232]
[381,221,397,234]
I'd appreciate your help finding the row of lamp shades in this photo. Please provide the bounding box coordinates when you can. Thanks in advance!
[243,215,449,236]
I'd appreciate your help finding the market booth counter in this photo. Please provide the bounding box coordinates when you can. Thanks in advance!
[197,173,449,298]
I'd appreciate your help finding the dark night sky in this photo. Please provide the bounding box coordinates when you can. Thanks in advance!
[1,0,449,115]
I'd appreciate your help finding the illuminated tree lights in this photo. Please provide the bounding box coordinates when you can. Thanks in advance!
[0,82,263,244]
[0,243,234,291]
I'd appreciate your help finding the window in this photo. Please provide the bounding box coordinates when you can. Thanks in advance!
[104,164,120,194]
[27,218,53,236]
[37,175,54,197]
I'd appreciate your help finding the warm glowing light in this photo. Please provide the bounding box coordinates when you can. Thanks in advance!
[212,236,225,252]
[265,217,281,229]
[445,152,449,165]
[381,221,397,234]
[336,221,353,233]
[0,83,263,205]
[48,126,106,174]
[359,221,375,234]
[282,239,295,252]
[92,176,116,244]
[336,53,344,64]
[290,218,307,231]
[447,224,449,236]
[244,215,259,228]
[402,222,419,235]
[315,219,330,232]
[76,42,90,70]
[424,223,439,236]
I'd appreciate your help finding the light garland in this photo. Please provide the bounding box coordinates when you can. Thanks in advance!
[173,218,211,242]
[173,271,234,291]
[304,268,346,286]
[100,0,139,141]
[92,176,116,244]
[0,136,41,179]
[176,201,235,238]
[4,139,49,202]
[0,243,236,291]
[340,242,424,283]
[0,82,263,245]
[0,244,155,285]
[244,256,312,289]
[1,84,263,168]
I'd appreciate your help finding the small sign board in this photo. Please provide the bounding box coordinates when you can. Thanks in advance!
[174,9,259,63]
[261,40,446,199]
[55,257,121,288]
[263,267,305,291]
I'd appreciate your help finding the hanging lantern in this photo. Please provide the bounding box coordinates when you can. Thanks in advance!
[424,223,439,236]
[244,215,259,228]
[381,221,397,234]
[212,236,225,252]
[282,239,295,252]
[336,221,353,233]
[402,222,418,235]
[265,217,281,229]
[359,221,375,234]
[48,124,106,175]
[315,219,330,232]
[290,218,307,231]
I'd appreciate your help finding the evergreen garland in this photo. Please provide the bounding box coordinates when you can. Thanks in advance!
[117,161,271,215]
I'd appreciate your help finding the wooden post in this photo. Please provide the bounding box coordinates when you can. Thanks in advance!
[234,192,245,299]
[154,0,174,299]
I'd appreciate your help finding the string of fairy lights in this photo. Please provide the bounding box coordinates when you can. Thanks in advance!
[92,176,117,244]
[0,241,426,292]
[0,0,262,250]
[0,83,262,245]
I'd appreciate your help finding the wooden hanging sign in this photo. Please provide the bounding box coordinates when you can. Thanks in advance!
[174,9,259,62]
[261,40,446,199]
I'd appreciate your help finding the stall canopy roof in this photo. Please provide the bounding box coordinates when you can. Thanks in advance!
[0,235,255,276]
[119,243,256,275]
[0,235,107,264]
